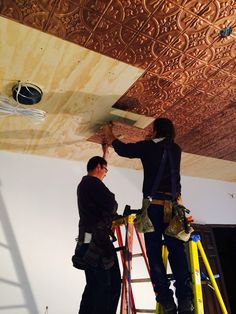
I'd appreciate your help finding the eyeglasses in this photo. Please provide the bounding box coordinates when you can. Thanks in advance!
[102,166,108,173]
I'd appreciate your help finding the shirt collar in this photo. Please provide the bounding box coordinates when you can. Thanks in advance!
[152,137,165,143]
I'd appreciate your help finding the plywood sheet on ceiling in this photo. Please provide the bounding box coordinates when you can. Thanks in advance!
[0,17,145,160]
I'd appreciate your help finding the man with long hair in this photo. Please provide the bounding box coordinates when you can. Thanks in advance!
[103,118,194,314]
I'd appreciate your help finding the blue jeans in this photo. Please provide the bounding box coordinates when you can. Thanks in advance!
[79,249,121,314]
[144,203,193,306]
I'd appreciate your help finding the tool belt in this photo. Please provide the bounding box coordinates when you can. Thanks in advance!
[134,198,154,233]
[134,195,173,233]
[135,196,194,241]
[72,222,116,270]
[165,201,194,242]
[150,198,172,224]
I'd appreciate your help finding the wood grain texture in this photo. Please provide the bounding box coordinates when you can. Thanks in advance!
[0,17,144,161]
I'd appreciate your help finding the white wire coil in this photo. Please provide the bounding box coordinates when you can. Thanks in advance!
[0,94,46,122]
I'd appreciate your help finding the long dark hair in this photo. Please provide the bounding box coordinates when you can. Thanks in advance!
[153,118,176,140]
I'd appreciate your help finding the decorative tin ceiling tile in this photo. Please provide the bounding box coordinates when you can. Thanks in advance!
[85,19,135,58]
[148,50,183,75]
[104,0,151,31]
[158,95,229,136]
[172,97,235,141]
[0,0,55,30]
[144,0,166,13]
[46,3,99,43]
[211,0,236,28]
[180,0,212,17]
[148,49,188,84]
[180,59,208,88]
[223,151,236,160]
[182,23,216,61]
[80,0,112,15]
[88,121,149,144]
[222,58,236,76]
[114,73,175,117]
[218,86,236,104]
[162,81,187,102]
[178,108,236,160]
[209,40,236,69]
[176,8,199,31]
[141,1,183,40]
[211,70,236,89]
[170,0,191,6]
[120,35,166,69]
[54,0,81,14]
[190,0,218,22]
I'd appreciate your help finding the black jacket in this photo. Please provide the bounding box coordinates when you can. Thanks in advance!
[112,138,181,198]
[75,175,118,269]
[77,175,118,240]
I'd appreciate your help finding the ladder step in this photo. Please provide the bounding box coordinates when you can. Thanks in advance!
[115,246,125,252]
[136,309,156,313]
[131,278,151,283]
[133,253,143,257]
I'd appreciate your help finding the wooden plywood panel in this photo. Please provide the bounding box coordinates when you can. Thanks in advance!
[0,17,144,160]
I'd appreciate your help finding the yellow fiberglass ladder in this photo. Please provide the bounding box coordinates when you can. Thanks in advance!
[112,207,229,314]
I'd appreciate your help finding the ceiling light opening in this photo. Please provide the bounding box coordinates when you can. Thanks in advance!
[12,82,43,105]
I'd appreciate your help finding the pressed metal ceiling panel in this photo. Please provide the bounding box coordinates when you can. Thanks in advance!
[0,1,236,182]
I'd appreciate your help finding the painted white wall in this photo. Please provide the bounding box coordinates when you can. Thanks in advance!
[0,151,235,314]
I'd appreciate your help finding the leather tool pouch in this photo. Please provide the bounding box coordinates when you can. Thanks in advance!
[84,225,115,270]
[134,198,155,233]
[165,202,194,242]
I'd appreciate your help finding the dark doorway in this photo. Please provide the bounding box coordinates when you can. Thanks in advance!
[193,224,232,314]
[213,226,236,314]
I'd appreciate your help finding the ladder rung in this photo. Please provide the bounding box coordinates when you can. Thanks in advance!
[115,246,125,251]
[133,253,143,257]
[136,309,156,313]
[131,278,151,283]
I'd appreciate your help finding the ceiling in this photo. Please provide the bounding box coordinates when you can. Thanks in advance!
[0,0,236,182]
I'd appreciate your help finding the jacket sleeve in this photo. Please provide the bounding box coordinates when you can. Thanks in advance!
[112,139,145,158]
[94,180,118,218]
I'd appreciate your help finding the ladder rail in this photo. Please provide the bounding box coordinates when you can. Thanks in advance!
[196,239,228,314]
[115,216,155,314]
[125,221,136,314]
[189,234,229,314]
[189,239,204,314]
[115,221,136,314]
[135,229,151,277]
[114,214,229,314]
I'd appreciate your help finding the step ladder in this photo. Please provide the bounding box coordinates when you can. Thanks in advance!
[0,191,39,313]
[113,214,155,314]
[189,234,228,314]
[113,212,229,314]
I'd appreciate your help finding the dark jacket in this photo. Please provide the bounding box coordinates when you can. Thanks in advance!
[74,175,118,270]
[112,138,181,198]
[77,175,118,240]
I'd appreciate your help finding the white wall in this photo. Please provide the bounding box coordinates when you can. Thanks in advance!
[0,151,235,314]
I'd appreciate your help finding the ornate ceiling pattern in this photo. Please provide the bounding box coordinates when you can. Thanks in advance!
[0,0,236,162]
